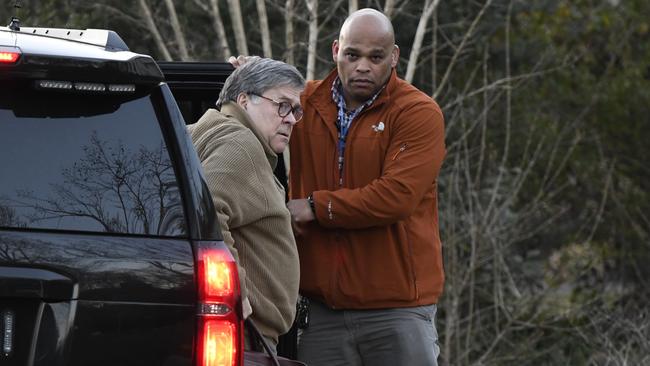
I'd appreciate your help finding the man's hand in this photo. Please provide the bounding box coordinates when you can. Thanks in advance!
[288,198,315,223]
[227,55,259,68]
[242,297,252,319]
[287,198,315,236]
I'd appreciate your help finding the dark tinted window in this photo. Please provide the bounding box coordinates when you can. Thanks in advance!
[0,89,186,236]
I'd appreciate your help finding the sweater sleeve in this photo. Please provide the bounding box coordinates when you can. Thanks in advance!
[200,134,269,301]
[314,101,445,229]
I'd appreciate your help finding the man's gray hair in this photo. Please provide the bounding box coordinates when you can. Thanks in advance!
[217,57,305,108]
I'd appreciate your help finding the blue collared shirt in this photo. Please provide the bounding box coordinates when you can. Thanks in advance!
[331,77,384,186]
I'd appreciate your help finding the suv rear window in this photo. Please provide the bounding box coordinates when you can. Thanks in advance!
[0,87,186,236]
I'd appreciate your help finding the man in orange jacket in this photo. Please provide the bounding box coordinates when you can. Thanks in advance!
[286,8,446,366]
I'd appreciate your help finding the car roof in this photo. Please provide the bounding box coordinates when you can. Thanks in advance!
[0,26,141,62]
[0,26,163,84]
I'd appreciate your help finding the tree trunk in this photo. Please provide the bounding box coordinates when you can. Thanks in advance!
[405,0,439,83]
[434,0,494,99]
[348,0,358,14]
[431,6,437,94]
[138,0,172,61]
[284,0,295,64]
[256,0,273,57]
[383,0,395,19]
[163,0,191,60]
[305,0,318,80]
[208,0,232,60]
[227,0,249,55]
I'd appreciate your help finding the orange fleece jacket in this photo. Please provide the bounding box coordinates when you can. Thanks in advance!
[289,69,446,309]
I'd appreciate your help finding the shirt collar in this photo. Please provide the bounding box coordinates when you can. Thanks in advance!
[330,77,385,114]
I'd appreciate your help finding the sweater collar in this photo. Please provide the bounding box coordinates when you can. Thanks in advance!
[220,102,278,170]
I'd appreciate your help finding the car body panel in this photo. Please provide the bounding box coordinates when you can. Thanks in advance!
[0,229,196,366]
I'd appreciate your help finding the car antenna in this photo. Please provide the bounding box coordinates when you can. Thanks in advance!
[7,0,22,31]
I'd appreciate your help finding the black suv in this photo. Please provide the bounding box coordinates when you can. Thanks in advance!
[0,24,247,366]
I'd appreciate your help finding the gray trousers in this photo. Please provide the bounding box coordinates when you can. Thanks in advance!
[297,300,440,366]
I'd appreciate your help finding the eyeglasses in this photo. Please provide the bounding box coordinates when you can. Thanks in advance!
[249,92,303,121]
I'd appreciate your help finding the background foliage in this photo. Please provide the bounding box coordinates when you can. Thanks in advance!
[3,0,649,364]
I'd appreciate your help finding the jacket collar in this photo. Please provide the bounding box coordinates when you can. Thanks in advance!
[307,67,398,115]
[220,102,278,170]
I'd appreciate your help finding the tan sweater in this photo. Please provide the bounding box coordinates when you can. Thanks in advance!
[188,103,299,342]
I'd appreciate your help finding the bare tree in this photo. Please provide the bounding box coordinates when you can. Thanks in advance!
[348,0,358,14]
[431,5,437,92]
[305,0,319,80]
[227,0,249,55]
[16,133,180,235]
[433,0,494,99]
[0,204,23,228]
[163,0,191,60]
[138,0,172,61]
[383,0,396,19]
[256,0,273,57]
[193,0,232,60]
[579,306,650,366]
[210,0,232,59]
[430,1,643,363]
[284,0,296,64]
[405,0,439,83]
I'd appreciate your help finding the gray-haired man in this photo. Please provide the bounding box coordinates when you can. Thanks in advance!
[187,57,305,351]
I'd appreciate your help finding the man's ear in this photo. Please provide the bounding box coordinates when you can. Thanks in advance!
[332,40,339,63]
[236,92,248,109]
[391,45,400,68]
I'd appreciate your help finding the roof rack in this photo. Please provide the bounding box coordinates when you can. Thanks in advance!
[18,27,130,51]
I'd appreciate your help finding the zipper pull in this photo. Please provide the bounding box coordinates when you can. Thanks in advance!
[392,143,408,160]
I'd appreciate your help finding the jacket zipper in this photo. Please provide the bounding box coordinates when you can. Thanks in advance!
[405,229,419,300]
[392,143,408,160]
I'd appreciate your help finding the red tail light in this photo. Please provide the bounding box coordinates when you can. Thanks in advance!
[199,249,235,299]
[194,242,243,366]
[199,320,236,366]
[0,48,21,64]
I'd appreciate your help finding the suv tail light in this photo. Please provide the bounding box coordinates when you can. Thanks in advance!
[194,241,243,366]
[0,47,21,64]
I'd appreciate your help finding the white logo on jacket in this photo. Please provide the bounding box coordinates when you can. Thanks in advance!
[372,121,385,132]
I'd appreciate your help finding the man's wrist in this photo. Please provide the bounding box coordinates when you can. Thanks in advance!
[307,194,315,214]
